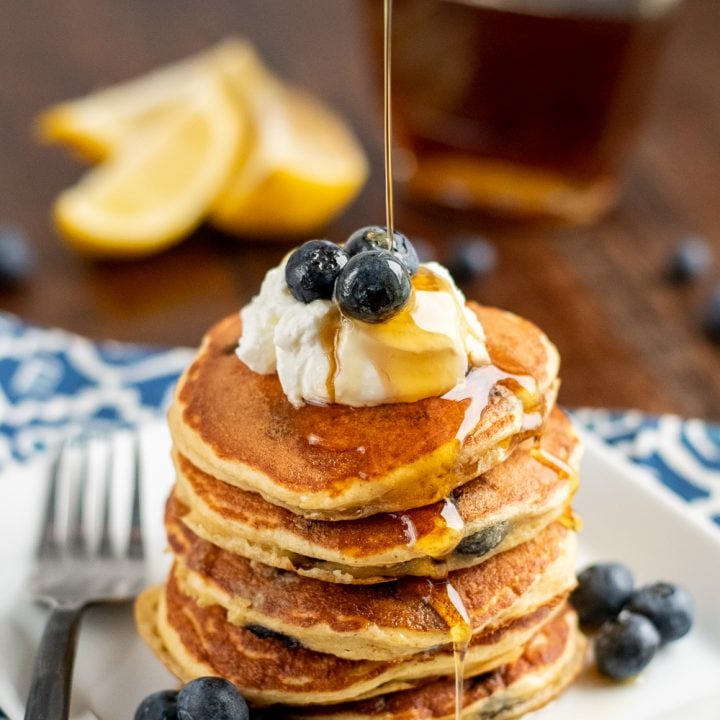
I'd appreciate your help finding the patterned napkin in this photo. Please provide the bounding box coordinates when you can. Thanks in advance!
[1,312,718,531]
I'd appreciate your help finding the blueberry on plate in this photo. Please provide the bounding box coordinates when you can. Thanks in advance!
[177,677,249,720]
[570,562,634,626]
[134,689,178,720]
[595,611,661,680]
[335,249,411,323]
[624,582,693,643]
[0,226,35,288]
[446,235,497,283]
[285,240,348,303]
[666,235,713,284]
[344,226,419,275]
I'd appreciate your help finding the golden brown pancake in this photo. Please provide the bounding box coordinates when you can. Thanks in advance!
[287,607,586,720]
[135,571,571,707]
[165,510,576,660]
[173,407,579,584]
[168,304,560,519]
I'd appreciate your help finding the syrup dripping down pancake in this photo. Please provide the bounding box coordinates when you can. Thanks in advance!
[173,407,579,584]
[135,570,574,707]
[165,510,576,661]
[285,607,586,720]
[169,304,560,520]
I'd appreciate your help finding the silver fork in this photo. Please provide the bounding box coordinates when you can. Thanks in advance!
[24,433,146,720]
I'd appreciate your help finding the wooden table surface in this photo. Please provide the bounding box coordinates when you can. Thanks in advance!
[2,0,719,420]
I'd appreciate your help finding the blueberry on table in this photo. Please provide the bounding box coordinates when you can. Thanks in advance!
[134,689,178,720]
[570,562,634,626]
[344,225,419,274]
[703,285,720,343]
[624,582,693,643]
[334,249,411,323]
[285,240,349,303]
[177,677,249,720]
[666,235,712,284]
[446,235,497,283]
[595,611,661,680]
[0,226,34,288]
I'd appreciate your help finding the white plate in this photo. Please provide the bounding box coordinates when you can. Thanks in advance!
[1,424,719,720]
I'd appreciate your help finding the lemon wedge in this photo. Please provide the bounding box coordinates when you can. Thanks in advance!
[40,37,368,246]
[210,84,368,237]
[37,39,256,162]
[54,75,246,257]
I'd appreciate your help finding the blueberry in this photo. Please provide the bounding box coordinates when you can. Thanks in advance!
[666,236,713,284]
[0,226,34,288]
[285,240,348,303]
[455,522,509,556]
[446,236,497,283]
[703,285,720,344]
[344,226,419,275]
[134,690,178,720]
[624,582,693,643]
[335,250,411,323]
[245,624,302,648]
[570,562,634,626]
[595,611,661,680]
[177,677,249,720]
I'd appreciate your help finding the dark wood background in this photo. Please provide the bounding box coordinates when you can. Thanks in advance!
[1,0,719,419]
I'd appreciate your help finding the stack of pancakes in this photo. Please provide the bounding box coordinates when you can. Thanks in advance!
[137,302,587,720]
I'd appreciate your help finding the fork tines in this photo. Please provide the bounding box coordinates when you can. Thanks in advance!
[36,432,144,563]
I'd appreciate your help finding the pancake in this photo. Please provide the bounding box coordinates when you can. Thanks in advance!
[287,607,586,720]
[166,509,576,660]
[168,304,560,520]
[173,407,579,584]
[135,571,570,707]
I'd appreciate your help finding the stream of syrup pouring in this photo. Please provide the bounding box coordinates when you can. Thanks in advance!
[377,3,581,714]
[381,2,470,718]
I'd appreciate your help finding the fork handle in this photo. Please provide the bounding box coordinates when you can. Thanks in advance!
[24,605,84,720]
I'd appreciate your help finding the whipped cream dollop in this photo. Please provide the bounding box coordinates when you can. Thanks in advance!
[236,260,490,407]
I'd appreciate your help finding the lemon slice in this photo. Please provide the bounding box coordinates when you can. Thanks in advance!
[37,38,256,161]
[210,85,368,237]
[40,37,368,242]
[54,75,246,257]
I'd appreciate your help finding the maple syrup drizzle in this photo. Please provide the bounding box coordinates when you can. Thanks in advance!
[530,445,575,482]
[318,312,342,404]
[530,440,581,530]
[412,265,452,292]
[394,512,418,546]
[393,497,465,557]
[418,498,465,557]
[425,575,472,720]
[319,267,476,406]
[390,496,469,719]
[384,3,471,713]
[407,500,469,720]
[442,363,543,444]
[383,0,395,244]
[558,504,583,532]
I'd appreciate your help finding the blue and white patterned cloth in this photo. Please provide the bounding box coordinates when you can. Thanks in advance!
[1,312,718,531]
[0,312,192,464]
